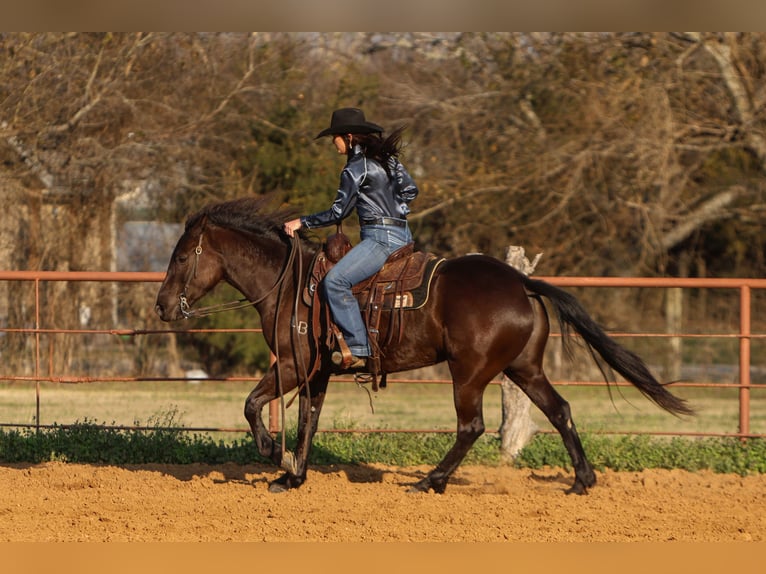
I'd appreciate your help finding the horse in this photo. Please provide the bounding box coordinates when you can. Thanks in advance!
[154,196,693,494]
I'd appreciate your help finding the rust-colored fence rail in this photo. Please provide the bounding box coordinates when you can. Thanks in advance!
[0,271,764,438]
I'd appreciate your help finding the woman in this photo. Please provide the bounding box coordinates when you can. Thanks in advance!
[284,108,419,370]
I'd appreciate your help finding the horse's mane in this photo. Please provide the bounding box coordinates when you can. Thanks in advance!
[186,196,309,243]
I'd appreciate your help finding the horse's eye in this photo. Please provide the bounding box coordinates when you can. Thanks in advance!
[176,254,188,264]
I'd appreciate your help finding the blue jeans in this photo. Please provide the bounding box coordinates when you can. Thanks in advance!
[323,222,412,356]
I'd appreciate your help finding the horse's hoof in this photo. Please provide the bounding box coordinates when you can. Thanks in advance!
[268,480,289,493]
[407,477,446,494]
[566,471,596,495]
[267,472,304,493]
[268,473,291,493]
[407,478,430,493]
[269,480,290,494]
[565,482,589,495]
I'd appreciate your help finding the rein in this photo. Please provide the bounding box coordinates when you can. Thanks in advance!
[272,233,315,474]
[179,229,294,319]
[177,224,313,474]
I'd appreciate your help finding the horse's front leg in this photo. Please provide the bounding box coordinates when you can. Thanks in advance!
[268,373,329,493]
[244,365,295,468]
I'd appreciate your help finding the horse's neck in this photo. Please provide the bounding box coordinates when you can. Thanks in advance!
[223,233,309,341]
[225,236,288,301]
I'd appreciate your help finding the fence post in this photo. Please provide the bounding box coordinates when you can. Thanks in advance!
[35,278,41,432]
[665,287,683,381]
[739,285,751,438]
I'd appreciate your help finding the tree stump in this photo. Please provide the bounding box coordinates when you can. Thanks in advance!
[499,246,542,462]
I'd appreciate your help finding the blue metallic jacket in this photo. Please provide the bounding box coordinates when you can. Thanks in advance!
[301,144,419,229]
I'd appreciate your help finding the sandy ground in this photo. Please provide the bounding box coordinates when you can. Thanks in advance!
[1,461,764,542]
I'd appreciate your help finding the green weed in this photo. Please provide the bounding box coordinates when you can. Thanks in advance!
[2,417,765,475]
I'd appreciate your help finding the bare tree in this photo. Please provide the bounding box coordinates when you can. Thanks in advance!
[0,33,324,372]
[367,33,765,279]
[2,32,765,377]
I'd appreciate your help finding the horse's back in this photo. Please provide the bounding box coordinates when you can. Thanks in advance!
[434,254,531,304]
[429,253,535,340]
[376,253,537,372]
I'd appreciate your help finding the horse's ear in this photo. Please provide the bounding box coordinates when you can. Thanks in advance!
[185,212,208,233]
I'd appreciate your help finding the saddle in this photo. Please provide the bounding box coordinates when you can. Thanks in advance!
[303,227,444,387]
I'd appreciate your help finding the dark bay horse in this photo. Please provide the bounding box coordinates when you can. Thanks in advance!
[154,197,693,494]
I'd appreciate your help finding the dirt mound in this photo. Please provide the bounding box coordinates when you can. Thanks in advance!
[1,462,764,542]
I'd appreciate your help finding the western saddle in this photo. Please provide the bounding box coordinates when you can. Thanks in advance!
[302,227,444,388]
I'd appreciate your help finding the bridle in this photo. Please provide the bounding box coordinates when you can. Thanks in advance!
[178,226,295,319]
[178,232,206,318]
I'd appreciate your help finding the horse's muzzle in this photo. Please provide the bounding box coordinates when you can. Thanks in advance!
[154,302,167,322]
[154,301,180,322]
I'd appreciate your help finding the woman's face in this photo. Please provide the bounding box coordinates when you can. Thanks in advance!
[333,134,349,154]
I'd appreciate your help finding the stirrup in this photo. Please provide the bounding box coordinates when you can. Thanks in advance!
[330,350,347,366]
[332,351,367,371]
[346,356,368,370]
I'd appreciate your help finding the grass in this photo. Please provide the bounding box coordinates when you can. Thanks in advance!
[1,418,765,475]
[515,434,766,475]
[2,377,765,474]
[1,378,763,438]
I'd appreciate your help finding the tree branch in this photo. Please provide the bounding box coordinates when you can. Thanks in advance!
[660,185,744,250]
[410,185,508,221]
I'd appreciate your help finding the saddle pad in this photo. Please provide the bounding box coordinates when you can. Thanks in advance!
[378,256,444,310]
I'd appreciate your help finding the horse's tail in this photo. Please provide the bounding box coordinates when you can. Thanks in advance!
[519,274,694,417]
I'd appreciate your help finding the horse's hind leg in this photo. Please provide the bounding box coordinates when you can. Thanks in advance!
[504,297,596,494]
[506,366,596,494]
[411,365,493,494]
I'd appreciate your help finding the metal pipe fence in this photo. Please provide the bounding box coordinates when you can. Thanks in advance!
[0,271,764,438]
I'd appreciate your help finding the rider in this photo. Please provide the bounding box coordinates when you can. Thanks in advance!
[283,107,419,370]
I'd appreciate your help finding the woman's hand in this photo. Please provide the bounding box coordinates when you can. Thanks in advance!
[283,218,302,237]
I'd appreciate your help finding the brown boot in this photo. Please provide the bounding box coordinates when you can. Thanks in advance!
[331,351,367,371]
[346,355,367,370]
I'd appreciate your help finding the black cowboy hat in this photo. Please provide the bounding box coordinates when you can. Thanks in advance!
[315,107,384,138]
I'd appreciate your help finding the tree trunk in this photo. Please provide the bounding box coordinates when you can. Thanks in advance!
[499,246,542,462]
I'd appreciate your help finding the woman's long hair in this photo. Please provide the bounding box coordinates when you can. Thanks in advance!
[351,126,407,176]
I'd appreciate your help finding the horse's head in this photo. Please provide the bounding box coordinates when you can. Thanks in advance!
[155,196,308,322]
[155,216,224,322]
